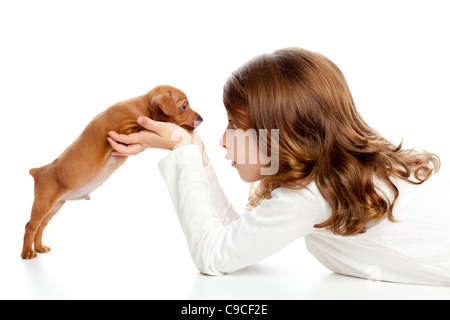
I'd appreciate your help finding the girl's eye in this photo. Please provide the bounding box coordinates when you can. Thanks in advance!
[227,120,237,129]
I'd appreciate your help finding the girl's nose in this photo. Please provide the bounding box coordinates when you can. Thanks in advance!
[220,129,227,149]
[220,137,226,149]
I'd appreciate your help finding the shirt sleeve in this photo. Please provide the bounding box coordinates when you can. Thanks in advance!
[203,162,241,225]
[158,144,326,275]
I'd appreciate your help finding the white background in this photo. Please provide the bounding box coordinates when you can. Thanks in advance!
[1,0,450,299]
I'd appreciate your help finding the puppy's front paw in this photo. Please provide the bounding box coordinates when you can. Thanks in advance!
[35,245,51,254]
[21,249,38,260]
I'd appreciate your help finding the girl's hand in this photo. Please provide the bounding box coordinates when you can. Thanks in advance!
[107,116,194,156]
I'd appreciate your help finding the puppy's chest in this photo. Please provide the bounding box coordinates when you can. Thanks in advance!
[62,156,124,201]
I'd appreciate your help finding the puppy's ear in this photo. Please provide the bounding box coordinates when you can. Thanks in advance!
[151,92,177,118]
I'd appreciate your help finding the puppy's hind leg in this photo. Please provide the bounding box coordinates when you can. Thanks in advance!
[34,200,66,254]
[22,175,67,259]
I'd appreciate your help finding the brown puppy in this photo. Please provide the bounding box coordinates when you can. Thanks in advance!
[22,85,202,259]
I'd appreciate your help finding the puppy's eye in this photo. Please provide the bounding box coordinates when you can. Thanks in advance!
[181,105,188,111]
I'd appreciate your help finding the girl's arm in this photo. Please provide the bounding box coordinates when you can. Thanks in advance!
[159,144,326,275]
[203,161,241,225]
[107,117,240,225]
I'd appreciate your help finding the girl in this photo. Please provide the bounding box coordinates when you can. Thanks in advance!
[107,48,450,286]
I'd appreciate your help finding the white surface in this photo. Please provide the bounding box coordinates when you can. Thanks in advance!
[1,0,450,299]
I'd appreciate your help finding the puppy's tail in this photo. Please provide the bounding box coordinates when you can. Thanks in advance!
[29,168,39,180]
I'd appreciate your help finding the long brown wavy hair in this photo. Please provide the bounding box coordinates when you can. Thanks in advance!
[223,47,440,236]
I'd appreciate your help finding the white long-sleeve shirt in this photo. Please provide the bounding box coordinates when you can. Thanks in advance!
[158,144,450,286]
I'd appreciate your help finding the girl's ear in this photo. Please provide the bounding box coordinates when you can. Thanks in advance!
[150,92,177,118]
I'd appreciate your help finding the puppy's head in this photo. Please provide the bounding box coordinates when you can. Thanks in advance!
[150,85,202,131]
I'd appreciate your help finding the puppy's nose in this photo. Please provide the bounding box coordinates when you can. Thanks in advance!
[193,115,203,129]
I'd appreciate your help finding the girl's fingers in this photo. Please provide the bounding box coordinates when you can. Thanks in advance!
[107,118,192,152]
[138,116,161,134]
[107,137,144,155]
[108,131,141,144]
[107,137,127,152]
[138,116,178,137]
[121,144,145,155]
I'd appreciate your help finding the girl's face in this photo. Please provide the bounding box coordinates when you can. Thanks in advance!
[220,120,269,182]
